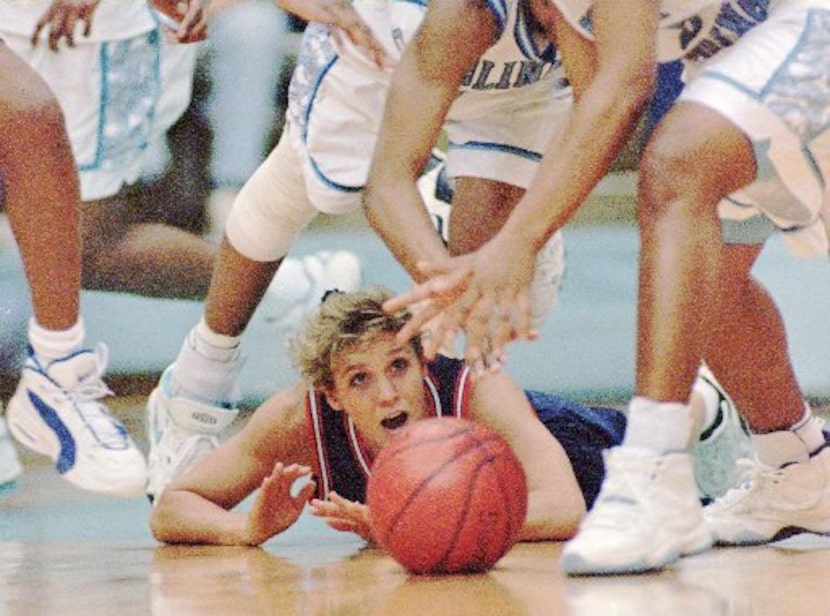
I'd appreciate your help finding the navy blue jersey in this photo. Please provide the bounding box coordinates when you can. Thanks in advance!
[306,355,624,508]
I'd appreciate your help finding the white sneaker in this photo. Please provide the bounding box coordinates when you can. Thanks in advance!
[263,250,362,331]
[0,412,22,495]
[529,231,566,327]
[6,345,147,497]
[146,366,239,502]
[691,363,752,501]
[561,447,713,575]
[704,445,830,545]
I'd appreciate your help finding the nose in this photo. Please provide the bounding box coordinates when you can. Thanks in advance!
[376,375,398,404]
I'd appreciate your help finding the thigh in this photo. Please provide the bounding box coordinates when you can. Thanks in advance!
[448,176,524,255]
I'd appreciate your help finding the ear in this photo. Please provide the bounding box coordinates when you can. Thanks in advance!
[324,388,344,412]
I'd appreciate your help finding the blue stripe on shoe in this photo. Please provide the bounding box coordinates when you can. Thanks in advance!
[28,390,76,474]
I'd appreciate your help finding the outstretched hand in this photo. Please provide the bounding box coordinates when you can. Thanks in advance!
[245,462,316,546]
[277,0,390,69]
[150,0,208,44]
[309,491,374,543]
[384,238,539,375]
[32,0,100,50]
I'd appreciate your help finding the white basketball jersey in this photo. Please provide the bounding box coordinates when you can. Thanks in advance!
[553,0,771,63]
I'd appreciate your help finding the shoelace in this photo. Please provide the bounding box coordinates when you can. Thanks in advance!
[65,345,127,450]
[713,458,779,507]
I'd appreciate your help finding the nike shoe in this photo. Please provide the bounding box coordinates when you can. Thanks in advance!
[0,411,22,495]
[704,445,830,545]
[561,446,713,575]
[263,250,363,331]
[691,363,753,501]
[146,365,239,502]
[6,345,147,497]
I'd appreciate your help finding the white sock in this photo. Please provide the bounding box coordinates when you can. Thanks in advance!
[169,319,244,405]
[192,317,241,362]
[622,396,696,454]
[28,317,85,363]
[751,403,826,468]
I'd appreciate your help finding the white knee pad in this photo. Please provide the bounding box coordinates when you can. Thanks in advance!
[417,149,566,327]
[224,135,318,262]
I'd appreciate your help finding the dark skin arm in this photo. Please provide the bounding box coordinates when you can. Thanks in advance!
[385,0,660,367]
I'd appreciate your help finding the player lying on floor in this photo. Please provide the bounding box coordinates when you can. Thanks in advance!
[150,287,748,546]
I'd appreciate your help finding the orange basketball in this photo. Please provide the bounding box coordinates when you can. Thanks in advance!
[367,417,528,574]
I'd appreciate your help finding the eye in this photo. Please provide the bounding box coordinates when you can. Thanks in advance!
[390,357,409,372]
[349,372,368,388]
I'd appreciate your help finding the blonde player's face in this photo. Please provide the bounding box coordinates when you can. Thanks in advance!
[325,333,432,454]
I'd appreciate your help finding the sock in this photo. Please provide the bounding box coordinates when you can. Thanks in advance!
[169,319,244,406]
[751,403,826,468]
[622,396,696,454]
[192,317,241,362]
[27,317,85,363]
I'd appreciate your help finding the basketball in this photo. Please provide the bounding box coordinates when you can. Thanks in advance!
[367,417,528,575]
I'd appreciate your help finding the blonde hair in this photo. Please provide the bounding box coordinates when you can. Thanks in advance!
[290,287,423,389]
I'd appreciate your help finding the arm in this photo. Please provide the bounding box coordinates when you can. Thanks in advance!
[31,0,100,50]
[275,0,389,68]
[386,1,659,360]
[150,385,316,546]
[467,371,586,540]
[363,0,500,282]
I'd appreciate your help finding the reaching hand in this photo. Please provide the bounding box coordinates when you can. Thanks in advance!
[277,0,391,69]
[244,462,316,546]
[150,0,208,44]
[32,0,100,50]
[309,491,374,543]
[384,237,539,375]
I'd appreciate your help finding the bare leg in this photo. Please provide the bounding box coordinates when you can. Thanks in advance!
[78,192,216,300]
[637,102,803,432]
[448,177,525,254]
[204,237,281,337]
[0,46,80,330]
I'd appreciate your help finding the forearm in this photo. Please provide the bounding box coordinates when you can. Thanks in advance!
[520,489,585,542]
[362,52,454,280]
[150,490,259,546]
[502,75,651,254]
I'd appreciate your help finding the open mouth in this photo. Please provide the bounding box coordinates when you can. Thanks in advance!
[380,412,408,431]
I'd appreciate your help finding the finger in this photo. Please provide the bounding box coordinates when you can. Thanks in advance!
[383,284,438,314]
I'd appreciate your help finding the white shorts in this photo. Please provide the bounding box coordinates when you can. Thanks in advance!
[3,30,197,201]
[680,2,830,257]
[445,82,573,190]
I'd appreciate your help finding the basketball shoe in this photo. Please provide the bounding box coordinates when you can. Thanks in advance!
[261,250,363,332]
[146,364,240,502]
[0,411,22,495]
[561,447,713,575]
[690,363,753,501]
[704,444,830,545]
[6,344,147,496]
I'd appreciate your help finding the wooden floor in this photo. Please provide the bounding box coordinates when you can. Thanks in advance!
[2,396,830,615]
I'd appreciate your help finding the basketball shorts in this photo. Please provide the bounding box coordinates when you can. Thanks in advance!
[526,390,626,509]
[444,82,573,190]
[680,2,830,257]
[3,29,197,201]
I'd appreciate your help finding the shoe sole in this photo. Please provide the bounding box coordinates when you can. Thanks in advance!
[562,524,713,576]
[7,390,146,498]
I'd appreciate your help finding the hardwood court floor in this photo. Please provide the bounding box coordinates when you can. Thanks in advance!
[2,395,830,616]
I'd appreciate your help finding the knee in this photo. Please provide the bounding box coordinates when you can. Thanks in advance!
[637,133,712,231]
